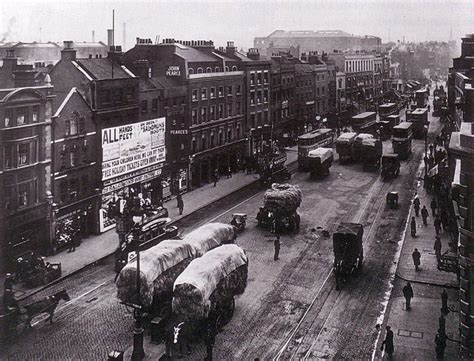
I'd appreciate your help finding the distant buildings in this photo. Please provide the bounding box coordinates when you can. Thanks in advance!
[254,30,382,58]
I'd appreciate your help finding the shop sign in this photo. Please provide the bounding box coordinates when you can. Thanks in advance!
[166,66,181,77]
[170,129,188,135]
[102,169,162,196]
[102,118,166,181]
[103,163,163,187]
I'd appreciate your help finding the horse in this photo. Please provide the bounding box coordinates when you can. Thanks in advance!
[23,289,70,328]
[164,315,196,358]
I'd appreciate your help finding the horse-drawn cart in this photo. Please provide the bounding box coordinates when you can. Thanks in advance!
[13,250,61,288]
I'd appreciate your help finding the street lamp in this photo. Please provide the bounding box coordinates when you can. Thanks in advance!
[130,201,145,361]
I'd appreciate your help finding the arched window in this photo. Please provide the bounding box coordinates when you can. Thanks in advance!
[232,66,237,71]
[225,66,229,72]
[188,68,194,75]
[197,68,203,74]
[215,67,220,72]
[206,67,212,73]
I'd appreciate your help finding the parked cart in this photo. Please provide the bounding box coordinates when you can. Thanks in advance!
[307,148,333,179]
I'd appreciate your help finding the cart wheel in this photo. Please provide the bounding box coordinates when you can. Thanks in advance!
[228,297,235,320]
[214,314,224,333]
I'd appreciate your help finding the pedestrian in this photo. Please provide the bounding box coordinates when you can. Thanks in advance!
[410,216,417,237]
[4,273,13,291]
[434,215,442,235]
[177,194,184,215]
[413,196,420,217]
[67,232,77,253]
[440,209,448,232]
[381,326,394,359]
[421,205,429,226]
[434,236,442,260]
[274,235,281,261]
[412,248,421,271]
[441,288,449,315]
[435,330,446,361]
[403,281,414,310]
[213,168,219,187]
[429,143,434,157]
[227,166,232,179]
[430,198,438,217]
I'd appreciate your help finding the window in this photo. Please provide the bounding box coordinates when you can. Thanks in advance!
[250,114,256,128]
[201,88,208,100]
[227,128,232,142]
[70,146,79,167]
[70,179,79,200]
[152,98,158,111]
[18,143,30,166]
[188,68,194,75]
[263,72,269,84]
[69,112,79,135]
[127,87,135,101]
[197,68,203,74]
[4,109,12,127]
[232,66,238,71]
[192,109,198,125]
[257,112,262,126]
[219,131,223,145]
[113,88,123,103]
[227,103,232,117]
[4,144,12,168]
[257,91,262,104]
[322,86,325,95]
[264,110,269,124]
[60,180,68,203]
[257,73,262,85]
[215,67,220,72]
[218,104,224,119]
[4,186,13,211]
[18,182,29,208]
[201,107,207,122]
[192,89,198,101]
[236,102,241,115]
[210,87,216,98]
[227,85,233,97]
[206,67,212,73]
[225,66,229,72]
[218,86,224,97]
[250,73,255,85]
[32,106,39,122]
[236,85,241,95]
[210,133,215,148]
[17,107,27,125]
[210,105,216,120]
[141,100,148,112]
[316,87,320,96]
[201,135,207,151]
[236,124,241,139]
[250,92,255,105]
[192,138,197,153]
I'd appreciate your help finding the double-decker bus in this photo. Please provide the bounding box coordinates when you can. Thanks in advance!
[298,128,335,171]
[406,108,429,139]
[378,103,398,120]
[392,122,413,159]
[415,88,429,108]
[351,111,377,135]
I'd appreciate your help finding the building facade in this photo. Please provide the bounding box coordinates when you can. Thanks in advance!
[0,60,55,268]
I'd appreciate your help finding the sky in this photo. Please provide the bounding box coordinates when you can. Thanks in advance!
[1,0,473,51]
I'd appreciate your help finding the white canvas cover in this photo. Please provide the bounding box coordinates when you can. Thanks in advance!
[182,222,235,256]
[173,244,248,307]
[361,137,377,147]
[117,239,194,304]
[308,147,333,163]
[355,133,374,143]
[336,132,357,144]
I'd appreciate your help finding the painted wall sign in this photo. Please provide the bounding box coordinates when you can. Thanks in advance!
[170,129,188,135]
[166,65,181,77]
[102,118,166,181]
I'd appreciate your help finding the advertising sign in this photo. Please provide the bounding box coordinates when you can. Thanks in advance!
[102,118,166,181]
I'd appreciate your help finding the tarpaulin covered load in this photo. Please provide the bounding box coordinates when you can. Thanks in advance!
[308,148,334,163]
[172,244,248,319]
[351,133,374,162]
[361,137,378,147]
[116,240,194,308]
[182,223,235,256]
[336,132,357,144]
[263,183,302,211]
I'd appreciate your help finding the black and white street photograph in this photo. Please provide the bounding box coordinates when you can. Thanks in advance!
[0,0,472,359]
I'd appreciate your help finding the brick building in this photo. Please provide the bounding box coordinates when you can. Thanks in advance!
[0,55,55,268]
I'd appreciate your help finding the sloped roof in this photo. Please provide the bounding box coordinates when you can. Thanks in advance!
[174,46,219,63]
[266,30,354,38]
[75,58,134,80]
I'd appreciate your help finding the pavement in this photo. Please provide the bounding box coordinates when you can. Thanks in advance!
[7,147,298,301]
[376,88,460,361]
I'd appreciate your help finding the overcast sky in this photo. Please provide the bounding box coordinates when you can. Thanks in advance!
[1,0,473,50]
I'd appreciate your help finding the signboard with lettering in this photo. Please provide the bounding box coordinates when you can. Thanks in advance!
[102,118,166,181]
[170,129,188,135]
[166,66,181,77]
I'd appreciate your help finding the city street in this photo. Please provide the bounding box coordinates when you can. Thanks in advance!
[3,108,432,360]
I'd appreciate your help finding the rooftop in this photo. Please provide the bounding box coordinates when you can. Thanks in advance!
[75,58,135,80]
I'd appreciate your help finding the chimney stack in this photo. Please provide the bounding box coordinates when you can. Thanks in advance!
[107,29,114,47]
[226,41,236,56]
[61,41,77,61]
[246,48,260,61]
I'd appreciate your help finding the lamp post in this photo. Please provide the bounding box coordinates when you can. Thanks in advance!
[424,124,429,189]
[131,203,145,361]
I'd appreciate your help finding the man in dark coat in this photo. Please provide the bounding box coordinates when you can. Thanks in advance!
[434,236,442,260]
[412,248,421,271]
[177,194,184,215]
[403,282,414,310]
[421,205,429,226]
[4,273,13,291]
[434,215,442,235]
[435,330,446,360]
[430,198,437,217]
[381,325,394,359]
[413,196,421,217]
[213,168,219,187]
[411,216,417,237]
[274,235,281,261]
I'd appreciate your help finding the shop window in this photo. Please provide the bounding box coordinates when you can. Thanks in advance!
[141,100,148,112]
[210,105,216,120]
[17,107,27,125]
[218,86,224,97]
[210,87,216,99]
[18,143,30,166]
[32,106,39,122]
[192,89,198,101]
[4,144,13,169]
[192,109,198,125]
[201,88,208,100]
[70,146,79,167]
[4,109,12,127]
[18,182,29,208]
